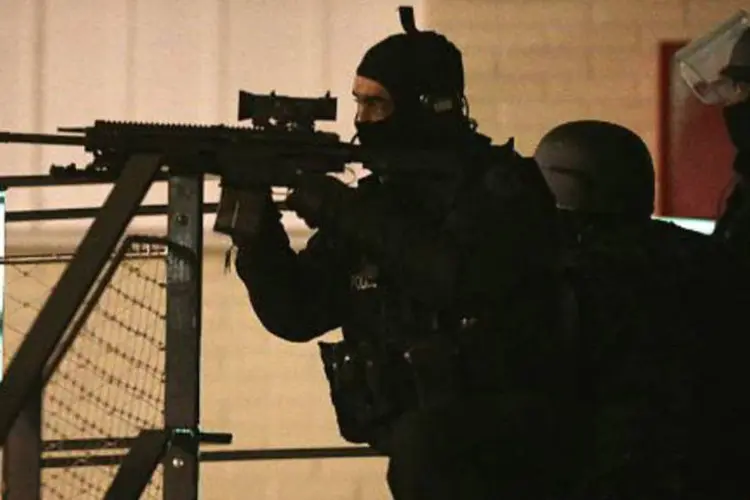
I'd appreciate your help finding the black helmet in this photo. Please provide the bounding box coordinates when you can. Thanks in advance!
[720,28,750,83]
[534,120,655,216]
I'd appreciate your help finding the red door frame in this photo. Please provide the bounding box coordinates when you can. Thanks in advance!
[657,40,736,219]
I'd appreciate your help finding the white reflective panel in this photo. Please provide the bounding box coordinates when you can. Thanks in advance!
[654,216,716,235]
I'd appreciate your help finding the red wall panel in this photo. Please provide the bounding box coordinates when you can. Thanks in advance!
[658,41,736,218]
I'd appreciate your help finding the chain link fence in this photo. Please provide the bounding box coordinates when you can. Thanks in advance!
[1,240,169,499]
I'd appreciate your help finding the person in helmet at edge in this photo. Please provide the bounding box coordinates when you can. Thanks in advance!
[713,27,750,254]
[535,120,750,498]
[214,8,581,500]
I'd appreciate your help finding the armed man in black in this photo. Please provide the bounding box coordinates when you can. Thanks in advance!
[535,119,750,498]
[713,28,750,251]
[676,11,750,254]
[216,9,580,500]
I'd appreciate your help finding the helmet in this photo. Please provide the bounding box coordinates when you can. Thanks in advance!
[676,10,750,105]
[534,120,655,216]
[720,28,750,83]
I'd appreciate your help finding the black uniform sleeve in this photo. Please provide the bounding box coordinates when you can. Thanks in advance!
[234,202,349,342]
[334,154,559,310]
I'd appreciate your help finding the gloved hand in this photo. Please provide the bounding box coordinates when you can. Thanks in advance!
[213,183,278,245]
[286,174,354,229]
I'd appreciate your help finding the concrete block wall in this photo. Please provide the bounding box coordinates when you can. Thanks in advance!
[425,0,750,209]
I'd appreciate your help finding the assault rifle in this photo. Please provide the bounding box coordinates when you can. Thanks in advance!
[0,90,482,187]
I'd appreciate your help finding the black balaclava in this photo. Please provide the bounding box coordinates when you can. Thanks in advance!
[354,8,466,149]
[722,30,750,151]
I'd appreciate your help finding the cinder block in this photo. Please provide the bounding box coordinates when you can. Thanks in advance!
[495,0,589,28]
[593,0,683,25]
[545,76,644,103]
[543,78,588,102]
[469,98,504,134]
[589,21,643,49]
[501,101,594,151]
[469,77,547,103]
[426,0,504,30]
[684,0,750,34]
[497,46,589,77]
[458,18,590,52]
[641,20,691,45]
[449,28,511,51]
[587,48,655,81]
[462,50,500,77]
[544,28,595,50]
[429,0,589,39]
[451,26,548,51]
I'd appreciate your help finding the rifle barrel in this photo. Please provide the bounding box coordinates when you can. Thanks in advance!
[0,132,84,146]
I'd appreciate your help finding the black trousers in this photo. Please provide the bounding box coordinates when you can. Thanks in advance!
[375,393,580,500]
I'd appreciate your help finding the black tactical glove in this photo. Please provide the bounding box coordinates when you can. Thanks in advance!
[213,183,278,245]
[286,174,354,229]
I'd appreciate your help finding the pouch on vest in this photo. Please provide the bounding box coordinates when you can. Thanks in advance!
[318,340,403,443]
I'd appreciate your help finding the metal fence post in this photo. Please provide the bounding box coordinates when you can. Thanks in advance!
[163,173,203,500]
[1,188,42,500]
